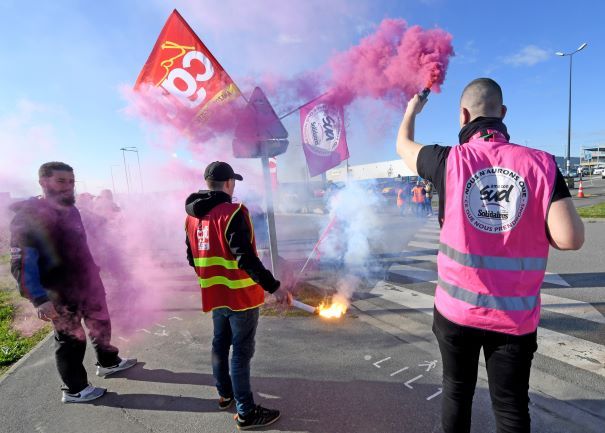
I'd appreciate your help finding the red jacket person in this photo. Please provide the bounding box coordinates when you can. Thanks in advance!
[185,161,291,430]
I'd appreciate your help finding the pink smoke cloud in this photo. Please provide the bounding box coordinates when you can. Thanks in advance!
[121,83,249,154]
[329,19,454,106]
[0,99,64,196]
[125,16,453,152]
[90,9,455,341]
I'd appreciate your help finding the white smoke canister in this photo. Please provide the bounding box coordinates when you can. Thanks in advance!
[291,299,317,314]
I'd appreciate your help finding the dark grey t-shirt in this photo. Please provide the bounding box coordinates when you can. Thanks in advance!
[417,144,571,226]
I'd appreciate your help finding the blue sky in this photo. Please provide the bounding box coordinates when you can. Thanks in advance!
[1,0,604,195]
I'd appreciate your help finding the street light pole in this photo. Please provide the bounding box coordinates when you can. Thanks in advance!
[566,53,573,176]
[120,147,143,194]
[110,164,121,195]
[555,42,587,176]
[120,148,131,194]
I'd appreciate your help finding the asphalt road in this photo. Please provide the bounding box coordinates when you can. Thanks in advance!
[0,199,603,432]
[570,175,605,208]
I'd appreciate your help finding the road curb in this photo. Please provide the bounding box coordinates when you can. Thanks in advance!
[0,330,53,386]
[582,218,605,223]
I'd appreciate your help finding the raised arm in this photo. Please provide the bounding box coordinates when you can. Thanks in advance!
[396,94,428,175]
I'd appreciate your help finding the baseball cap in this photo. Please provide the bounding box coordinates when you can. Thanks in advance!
[204,161,243,181]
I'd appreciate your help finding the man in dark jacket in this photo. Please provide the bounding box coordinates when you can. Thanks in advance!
[185,161,290,430]
[10,162,136,403]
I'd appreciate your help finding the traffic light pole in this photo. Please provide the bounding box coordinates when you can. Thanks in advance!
[261,151,280,277]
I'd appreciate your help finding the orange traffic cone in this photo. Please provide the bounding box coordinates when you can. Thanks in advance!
[577,180,585,198]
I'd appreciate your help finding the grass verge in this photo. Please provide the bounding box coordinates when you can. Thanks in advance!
[578,202,605,218]
[0,260,51,375]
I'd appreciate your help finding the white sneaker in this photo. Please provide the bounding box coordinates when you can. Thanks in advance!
[62,385,106,403]
[96,358,138,377]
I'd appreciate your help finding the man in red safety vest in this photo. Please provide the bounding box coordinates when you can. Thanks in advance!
[411,181,426,217]
[185,161,291,430]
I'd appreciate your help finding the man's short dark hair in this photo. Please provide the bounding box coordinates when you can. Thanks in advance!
[206,179,227,191]
[38,162,73,178]
[461,78,503,116]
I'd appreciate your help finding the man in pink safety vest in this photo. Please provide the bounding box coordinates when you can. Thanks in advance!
[396,78,584,433]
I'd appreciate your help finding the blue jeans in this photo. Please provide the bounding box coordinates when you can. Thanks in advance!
[212,307,259,415]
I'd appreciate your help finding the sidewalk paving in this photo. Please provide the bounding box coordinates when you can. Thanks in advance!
[1,188,604,432]
[0,290,599,433]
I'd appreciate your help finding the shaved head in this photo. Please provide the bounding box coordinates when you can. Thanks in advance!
[460,78,504,120]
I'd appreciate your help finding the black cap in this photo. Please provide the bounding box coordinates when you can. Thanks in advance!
[204,161,243,181]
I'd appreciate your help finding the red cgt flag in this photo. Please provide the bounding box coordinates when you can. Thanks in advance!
[135,9,240,122]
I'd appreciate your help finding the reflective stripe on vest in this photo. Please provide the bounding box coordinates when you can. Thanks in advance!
[439,243,547,271]
[436,138,556,334]
[194,256,239,269]
[186,203,265,312]
[199,276,256,290]
[438,278,538,311]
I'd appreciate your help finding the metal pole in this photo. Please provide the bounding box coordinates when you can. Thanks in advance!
[301,144,310,212]
[121,148,130,194]
[110,166,117,195]
[566,55,573,176]
[261,153,280,277]
[346,159,349,181]
[556,43,587,177]
[278,91,330,120]
[135,149,144,194]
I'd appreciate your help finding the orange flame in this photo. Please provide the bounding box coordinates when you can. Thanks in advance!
[317,296,348,319]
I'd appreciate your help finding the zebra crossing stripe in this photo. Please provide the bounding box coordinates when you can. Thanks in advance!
[415,233,441,241]
[408,240,439,250]
[368,281,605,378]
[388,264,438,282]
[418,228,441,235]
[541,293,605,325]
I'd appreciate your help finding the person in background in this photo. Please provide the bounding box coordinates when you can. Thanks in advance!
[396,180,407,216]
[92,189,120,221]
[423,180,434,217]
[411,180,426,217]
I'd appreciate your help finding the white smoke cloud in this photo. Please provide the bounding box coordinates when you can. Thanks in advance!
[316,180,384,300]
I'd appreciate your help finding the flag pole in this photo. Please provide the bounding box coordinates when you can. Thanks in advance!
[278,91,330,120]
[294,214,338,283]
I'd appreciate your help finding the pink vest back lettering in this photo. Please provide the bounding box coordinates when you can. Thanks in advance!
[436,131,556,335]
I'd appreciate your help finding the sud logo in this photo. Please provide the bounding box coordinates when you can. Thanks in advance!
[463,167,528,233]
[303,104,342,156]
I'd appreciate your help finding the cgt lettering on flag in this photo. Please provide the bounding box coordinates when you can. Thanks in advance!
[135,9,240,123]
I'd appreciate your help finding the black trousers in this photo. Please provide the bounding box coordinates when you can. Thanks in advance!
[432,308,538,433]
[52,293,120,394]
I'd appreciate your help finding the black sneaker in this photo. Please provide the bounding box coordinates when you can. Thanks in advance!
[235,405,281,430]
[218,396,234,410]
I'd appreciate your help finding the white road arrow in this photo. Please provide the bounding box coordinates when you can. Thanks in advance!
[426,387,443,401]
